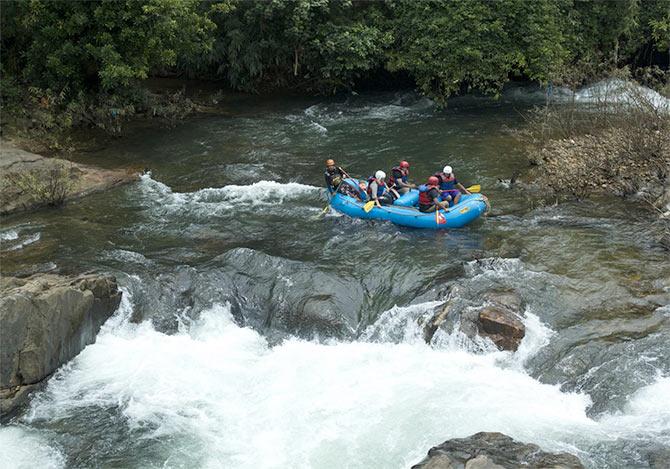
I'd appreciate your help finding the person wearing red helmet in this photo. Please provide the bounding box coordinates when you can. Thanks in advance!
[388,160,415,195]
[418,176,451,213]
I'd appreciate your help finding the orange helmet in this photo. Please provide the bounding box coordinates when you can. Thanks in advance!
[400,160,410,169]
[428,176,439,186]
[325,159,335,166]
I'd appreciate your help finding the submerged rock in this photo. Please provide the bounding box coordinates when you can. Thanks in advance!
[412,432,584,469]
[0,273,122,418]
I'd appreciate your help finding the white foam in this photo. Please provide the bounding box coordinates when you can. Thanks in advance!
[1,229,19,241]
[22,303,605,468]
[598,376,670,444]
[139,175,324,214]
[574,78,670,111]
[5,232,41,251]
[0,426,65,469]
[309,121,328,134]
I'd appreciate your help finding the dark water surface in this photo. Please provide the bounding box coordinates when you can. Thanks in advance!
[1,91,669,468]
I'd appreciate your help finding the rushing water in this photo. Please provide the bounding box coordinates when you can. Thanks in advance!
[1,88,669,468]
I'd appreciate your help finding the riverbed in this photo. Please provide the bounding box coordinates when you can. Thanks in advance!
[1,89,669,468]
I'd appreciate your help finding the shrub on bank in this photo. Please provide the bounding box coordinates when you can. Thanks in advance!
[6,161,75,208]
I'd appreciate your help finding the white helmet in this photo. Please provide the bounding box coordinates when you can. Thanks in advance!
[443,165,453,174]
[375,170,386,180]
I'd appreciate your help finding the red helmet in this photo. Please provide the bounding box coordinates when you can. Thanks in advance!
[428,176,439,186]
[400,160,410,169]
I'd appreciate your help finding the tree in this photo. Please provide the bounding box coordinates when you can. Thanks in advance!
[384,0,568,102]
[2,0,214,96]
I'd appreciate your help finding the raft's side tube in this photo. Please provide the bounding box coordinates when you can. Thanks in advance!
[393,189,419,207]
[330,178,487,229]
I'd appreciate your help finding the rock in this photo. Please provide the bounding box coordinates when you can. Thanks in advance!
[424,290,526,351]
[482,291,522,313]
[478,306,525,351]
[0,140,138,215]
[412,432,584,469]
[648,447,670,468]
[465,455,504,469]
[0,273,122,418]
[476,290,525,351]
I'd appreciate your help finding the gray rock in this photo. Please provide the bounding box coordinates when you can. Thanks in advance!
[0,273,122,418]
[412,432,584,469]
[0,140,138,215]
[465,455,505,469]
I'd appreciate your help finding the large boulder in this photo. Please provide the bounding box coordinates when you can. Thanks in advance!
[412,432,584,469]
[424,290,525,351]
[475,291,525,351]
[478,306,525,351]
[0,273,122,417]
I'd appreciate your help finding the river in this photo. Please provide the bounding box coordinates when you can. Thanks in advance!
[1,88,669,468]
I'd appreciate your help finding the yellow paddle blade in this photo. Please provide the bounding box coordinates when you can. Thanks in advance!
[363,200,375,212]
[466,184,481,193]
[322,204,330,214]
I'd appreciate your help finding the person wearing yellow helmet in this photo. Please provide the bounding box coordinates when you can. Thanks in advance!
[324,158,350,193]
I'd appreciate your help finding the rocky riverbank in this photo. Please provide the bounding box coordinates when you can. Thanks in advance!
[520,87,670,249]
[0,273,122,418]
[412,432,584,469]
[0,140,138,215]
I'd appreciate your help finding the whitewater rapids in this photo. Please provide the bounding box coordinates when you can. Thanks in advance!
[2,294,669,469]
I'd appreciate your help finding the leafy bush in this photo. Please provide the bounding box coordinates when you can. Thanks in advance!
[7,161,76,207]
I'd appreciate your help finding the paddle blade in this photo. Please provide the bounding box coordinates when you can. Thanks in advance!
[363,200,375,212]
[466,184,481,193]
[322,204,330,214]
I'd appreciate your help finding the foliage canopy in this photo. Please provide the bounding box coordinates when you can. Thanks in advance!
[2,0,668,107]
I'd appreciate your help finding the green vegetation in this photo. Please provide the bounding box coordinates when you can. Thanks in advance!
[1,0,668,138]
[6,161,75,207]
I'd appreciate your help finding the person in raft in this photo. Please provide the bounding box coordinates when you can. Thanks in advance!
[419,176,451,213]
[434,165,470,205]
[388,160,415,195]
[367,170,397,207]
[324,159,350,194]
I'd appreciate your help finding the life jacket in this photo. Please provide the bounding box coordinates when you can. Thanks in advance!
[419,184,438,207]
[388,166,408,186]
[326,168,343,188]
[367,176,387,197]
[435,172,456,191]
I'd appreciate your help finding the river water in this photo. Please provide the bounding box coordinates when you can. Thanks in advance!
[1,89,669,468]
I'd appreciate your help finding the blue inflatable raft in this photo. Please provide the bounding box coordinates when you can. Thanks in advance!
[330,179,487,229]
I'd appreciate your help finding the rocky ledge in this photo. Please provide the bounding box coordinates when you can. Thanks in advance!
[0,140,138,215]
[0,273,122,418]
[412,432,584,469]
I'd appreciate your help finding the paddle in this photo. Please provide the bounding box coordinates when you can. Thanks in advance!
[466,184,480,193]
[363,200,375,212]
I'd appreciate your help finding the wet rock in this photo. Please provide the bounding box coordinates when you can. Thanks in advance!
[0,140,138,215]
[412,432,584,469]
[648,447,670,469]
[424,290,525,350]
[475,291,525,351]
[0,273,122,418]
[478,306,525,351]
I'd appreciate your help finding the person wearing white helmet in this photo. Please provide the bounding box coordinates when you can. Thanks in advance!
[366,170,396,207]
[433,164,470,205]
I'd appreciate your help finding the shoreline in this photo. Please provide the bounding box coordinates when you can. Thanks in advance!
[0,140,140,217]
